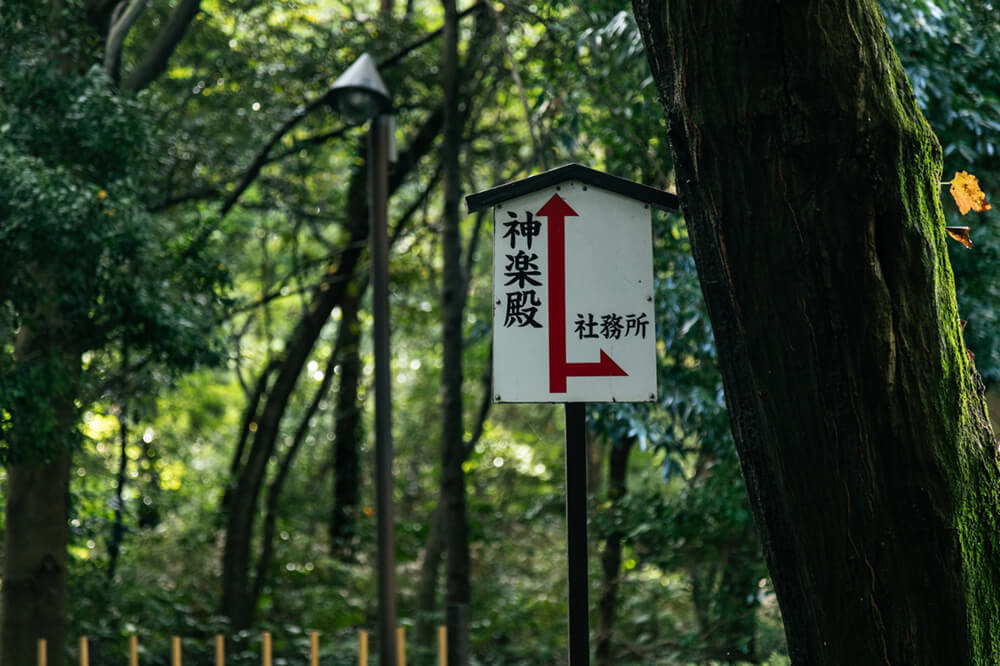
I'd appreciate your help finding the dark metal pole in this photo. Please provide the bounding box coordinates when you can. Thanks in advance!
[370,113,398,666]
[564,402,590,665]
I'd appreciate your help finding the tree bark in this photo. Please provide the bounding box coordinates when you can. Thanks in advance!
[103,0,147,85]
[2,454,71,665]
[634,2,1000,663]
[220,227,366,629]
[329,285,364,559]
[595,436,634,666]
[121,0,201,93]
[2,325,78,665]
[440,0,471,662]
[219,106,445,628]
[222,358,280,516]
[107,373,129,580]
[414,502,446,651]
[253,331,342,607]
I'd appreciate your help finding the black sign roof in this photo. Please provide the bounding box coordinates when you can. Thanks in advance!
[465,163,679,213]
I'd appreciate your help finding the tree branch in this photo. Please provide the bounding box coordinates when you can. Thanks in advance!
[178,98,339,262]
[251,327,342,604]
[462,208,487,291]
[220,101,341,219]
[85,354,153,403]
[150,186,222,213]
[149,127,352,213]
[104,0,148,85]
[391,162,442,246]
[122,0,201,93]
[171,2,486,259]
[493,5,547,170]
[463,348,492,459]
[378,1,486,70]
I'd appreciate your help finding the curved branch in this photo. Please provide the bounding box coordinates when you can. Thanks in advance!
[179,99,340,262]
[220,101,341,219]
[377,1,486,70]
[122,0,201,93]
[252,325,342,603]
[104,0,148,84]
[462,351,492,459]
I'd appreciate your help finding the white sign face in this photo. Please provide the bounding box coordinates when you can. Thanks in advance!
[492,180,656,403]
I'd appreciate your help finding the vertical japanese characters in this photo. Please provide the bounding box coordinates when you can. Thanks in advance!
[499,208,650,341]
[501,210,544,328]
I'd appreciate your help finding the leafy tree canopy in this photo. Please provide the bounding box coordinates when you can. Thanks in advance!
[0,3,228,463]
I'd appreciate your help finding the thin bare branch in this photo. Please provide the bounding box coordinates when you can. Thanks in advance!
[492,5,547,170]
[391,163,442,246]
[220,100,334,219]
[462,348,493,458]
[378,1,486,70]
[463,208,487,290]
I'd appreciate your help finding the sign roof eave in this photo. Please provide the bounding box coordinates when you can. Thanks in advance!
[465,163,679,213]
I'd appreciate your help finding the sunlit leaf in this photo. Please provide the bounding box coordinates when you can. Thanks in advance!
[949,171,991,215]
[946,226,973,249]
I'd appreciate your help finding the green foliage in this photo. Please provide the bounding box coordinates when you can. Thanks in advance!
[606,449,765,661]
[0,53,228,461]
[883,0,1000,381]
[4,1,999,664]
[539,7,770,659]
[0,355,81,463]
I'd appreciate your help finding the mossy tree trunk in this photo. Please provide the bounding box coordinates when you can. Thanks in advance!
[633,1,1000,663]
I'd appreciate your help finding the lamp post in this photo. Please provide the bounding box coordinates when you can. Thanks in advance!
[329,53,397,666]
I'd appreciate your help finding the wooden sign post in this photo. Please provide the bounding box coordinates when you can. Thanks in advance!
[467,164,677,664]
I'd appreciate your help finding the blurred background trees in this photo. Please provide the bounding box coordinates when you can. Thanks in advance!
[0,0,996,663]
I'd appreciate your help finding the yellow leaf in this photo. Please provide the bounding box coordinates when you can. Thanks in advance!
[946,226,973,249]
[97,189,107,201]
[949,171,991,215]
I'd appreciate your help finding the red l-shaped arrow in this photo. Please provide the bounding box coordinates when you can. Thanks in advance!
[537,193,628,393]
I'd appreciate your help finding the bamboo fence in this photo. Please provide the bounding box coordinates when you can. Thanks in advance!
[35,626,448,666]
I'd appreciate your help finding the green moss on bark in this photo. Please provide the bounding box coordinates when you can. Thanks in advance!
[635,0,1000,661]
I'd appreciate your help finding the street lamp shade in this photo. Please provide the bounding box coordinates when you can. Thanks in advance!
[328,53,391,124]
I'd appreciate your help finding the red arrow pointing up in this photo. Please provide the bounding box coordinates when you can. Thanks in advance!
[537,192,578,221]
[538,193,629,393]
